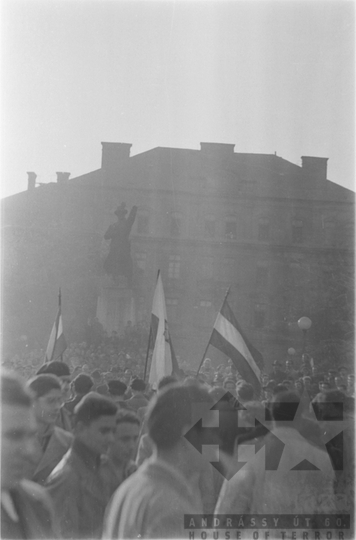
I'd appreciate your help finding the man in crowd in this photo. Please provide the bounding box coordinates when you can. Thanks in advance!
[1,372,58,539]
[37,361,73,431]
[269,360,286,383]
[108,379,129,407]
[126,378,149,412]
[102,409,140,491]
[64,373,94,426]
[103,384,215,538]
[46,392,117,539]
[27,374,73,485]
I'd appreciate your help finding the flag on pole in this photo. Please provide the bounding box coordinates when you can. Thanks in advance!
[144,271,179,387]
[45,289,67,362]
[199,292,263,393]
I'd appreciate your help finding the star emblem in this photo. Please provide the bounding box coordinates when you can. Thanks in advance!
[184,390,347,481]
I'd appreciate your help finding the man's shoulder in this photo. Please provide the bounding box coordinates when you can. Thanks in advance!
[46,449,77,488]
[53,425,73,445]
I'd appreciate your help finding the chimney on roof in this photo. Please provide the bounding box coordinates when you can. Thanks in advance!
[56,172,70,183]
[101,142,132,171]
[200,142,235,156]
[301,156,328,181]
[27,172,37,191]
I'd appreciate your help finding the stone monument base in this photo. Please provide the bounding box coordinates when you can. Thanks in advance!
[96,276,136,334]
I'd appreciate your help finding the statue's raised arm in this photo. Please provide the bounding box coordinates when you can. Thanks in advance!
[103,203,138,286]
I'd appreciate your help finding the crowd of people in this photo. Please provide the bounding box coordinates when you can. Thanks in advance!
[1,343,354,539]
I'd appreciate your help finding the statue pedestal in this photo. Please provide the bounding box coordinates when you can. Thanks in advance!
[96,277,136,334]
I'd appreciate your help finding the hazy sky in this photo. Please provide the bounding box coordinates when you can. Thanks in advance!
[1,0,355,198]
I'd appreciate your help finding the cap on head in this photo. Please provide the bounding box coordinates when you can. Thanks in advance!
[130,378,146,392]
[27,374,61,398]
[36,361,70,377]
[108,380,127,396]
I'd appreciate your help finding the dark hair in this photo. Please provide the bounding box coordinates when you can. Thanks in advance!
[223,378,236,388]
[147,384,212,450]
[272,384,288,395]
[130,378,146,392]
[1,372,33,407]
[36,361,70,377]
[27,374,61,398]
[115,409,140,426]
[270,391,300,422]
[108,380,127,396]
[74,392,117,425]
[73,374,94,395]
[157,375,178,390]
[236,383,254,401]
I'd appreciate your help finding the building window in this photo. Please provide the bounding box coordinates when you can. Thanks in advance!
[168,255,181,279]
[135,252,147,271]
[137,214,150,235]
[200,300,212,308]
[292,220,303,243]
[170,213,182,236]
[254,305,266,329]
[225,218,237,240]
[256,265,269,287]
[166,298,178,320]
[258,218,270,241]
[204,218,216,238]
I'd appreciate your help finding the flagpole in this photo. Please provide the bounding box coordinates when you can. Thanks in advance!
[143,325,153,383]
[196,285,231,375]
[143,270,160,383]
[58,288,64,362]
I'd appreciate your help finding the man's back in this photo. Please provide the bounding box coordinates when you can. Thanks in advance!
[46,440,111,539]
[103,458,202,539]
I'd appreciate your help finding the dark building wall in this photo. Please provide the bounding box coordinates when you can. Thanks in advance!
[2,142,354,370]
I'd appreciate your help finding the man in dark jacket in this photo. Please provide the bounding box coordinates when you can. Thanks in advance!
[1,372,58,539]
[46,392,117,539]
[27,374,73,485]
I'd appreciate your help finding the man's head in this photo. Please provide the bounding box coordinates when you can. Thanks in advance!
[270,391,300,423]
[236,383,254,403]
[272,361,282,373]
[285,360,293,370]
[338,366,348,378]
[302,376,311,389]
[108,410,140,464]
[319,381,330,393]
[147,384,214,469]
[73,373,94,396]
[73,392,117,455]
[347,374,355,391]
[27,374,63,426]
[223,378,236,395]
[37,361,72,401]
[130,378,146,394]
[282,379,295,391]
[2,373,38,489]
[108,380,127,398]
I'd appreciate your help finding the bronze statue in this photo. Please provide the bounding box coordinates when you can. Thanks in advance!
[103,203,138,285]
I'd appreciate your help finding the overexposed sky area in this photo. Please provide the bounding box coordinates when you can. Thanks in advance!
[1,0,355,198]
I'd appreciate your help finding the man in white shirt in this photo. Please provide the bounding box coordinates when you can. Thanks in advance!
[103,384,215,539]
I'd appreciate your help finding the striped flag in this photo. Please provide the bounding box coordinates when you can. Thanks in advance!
[144,271,179,387]
[199,291,263,393]
[45,289,67,362]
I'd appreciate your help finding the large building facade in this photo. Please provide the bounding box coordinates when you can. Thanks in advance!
[2,142,354,370]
